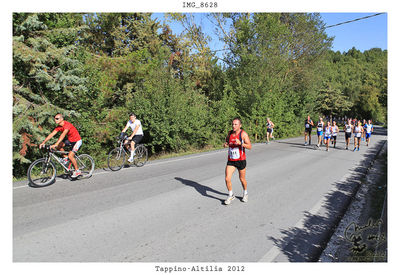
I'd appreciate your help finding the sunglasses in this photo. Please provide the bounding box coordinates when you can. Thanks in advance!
[54,117,61,121]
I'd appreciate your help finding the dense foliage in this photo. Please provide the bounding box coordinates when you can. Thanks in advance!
[12,13,387,178]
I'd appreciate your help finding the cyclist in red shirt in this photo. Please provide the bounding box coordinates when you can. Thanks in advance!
[223,117,252,205]
[39,114,83,178]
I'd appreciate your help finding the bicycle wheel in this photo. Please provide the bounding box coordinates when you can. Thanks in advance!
[108,148,125,171]
[76,154,95,178]
[27,158,57,187]
[133,145,148,167]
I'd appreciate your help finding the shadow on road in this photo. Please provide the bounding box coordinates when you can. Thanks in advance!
[368,126,387,136]
[174,177,227,204]
[275,140,317,150]
[268,137,387,262]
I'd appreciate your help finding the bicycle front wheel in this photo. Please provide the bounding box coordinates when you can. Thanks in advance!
[133,145,148,167]
[27,158,57,187]
[77,154,95,178]
[107,148,125,171]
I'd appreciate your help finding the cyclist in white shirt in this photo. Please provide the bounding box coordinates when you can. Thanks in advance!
[121,113,144,162]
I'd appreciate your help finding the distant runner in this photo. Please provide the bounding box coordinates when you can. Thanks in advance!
[304,115,314,146]
[353,121,363,151]
[331,121,339,148]
[316,117,324,148]
[365,119,374,146]
[266,118,275,144]
[344,119,353,150]
[223,118,252,205]
[323,121,332,151]
[362,119,367,141]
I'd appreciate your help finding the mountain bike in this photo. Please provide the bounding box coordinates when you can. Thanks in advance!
[107,133,148,171]
[27,145,95,187]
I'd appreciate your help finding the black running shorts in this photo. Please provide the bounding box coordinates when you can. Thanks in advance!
[227,160,247,170]
[130,135,143,144]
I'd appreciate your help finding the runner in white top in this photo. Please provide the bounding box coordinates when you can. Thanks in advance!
[343,119,353,150]
[365,119,374,146]
[323,121,332,151]
[316,117,324,148]
[331,121,339,148]
[353,121,363,151]
[121,113,144,162]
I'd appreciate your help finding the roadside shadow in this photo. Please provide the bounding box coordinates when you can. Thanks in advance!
[267,139,387,262]
[103,164,133,171]
[368,126,387,136]
[275,141,318,150]
[174,177,227,204]
[276,138,363,151]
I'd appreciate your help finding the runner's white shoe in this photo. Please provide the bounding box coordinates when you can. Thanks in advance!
[242,194,248,203]
[71,170,81,178]
[224,195,235,205]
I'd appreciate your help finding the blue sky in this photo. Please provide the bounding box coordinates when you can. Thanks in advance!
[320,13,387,52]
[152,13,387,55]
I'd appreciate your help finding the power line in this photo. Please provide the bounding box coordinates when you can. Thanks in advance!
[324,13,384,29]
[207,13,386,54]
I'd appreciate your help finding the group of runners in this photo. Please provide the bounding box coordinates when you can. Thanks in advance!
[37,113,374,206]
[222,115,375,205]
[304,116,374,151]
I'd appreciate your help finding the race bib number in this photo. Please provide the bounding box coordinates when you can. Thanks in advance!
[305,124,310,128]
[229,147,240,160]
[356,133,362,138]
[317,127,323,131]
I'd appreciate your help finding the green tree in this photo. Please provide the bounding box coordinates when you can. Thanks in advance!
[316,85,353,117]
[322,48,387,122]
[217,13,332,139]
[82,13,161,57]
[13,13,88,176]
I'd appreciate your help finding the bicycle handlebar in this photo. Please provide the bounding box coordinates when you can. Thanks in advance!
[117,133,130,141]
[40,145,53,152]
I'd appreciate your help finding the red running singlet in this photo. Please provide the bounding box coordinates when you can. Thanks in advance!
[227,130,246,161]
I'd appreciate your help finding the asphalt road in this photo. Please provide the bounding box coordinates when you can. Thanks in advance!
[13,127,387,262]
